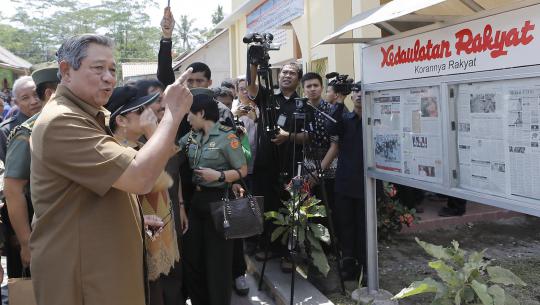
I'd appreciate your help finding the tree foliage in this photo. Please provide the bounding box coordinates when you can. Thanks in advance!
[5,0,161,64]
[212,5,224,26]
[2,0,222,67]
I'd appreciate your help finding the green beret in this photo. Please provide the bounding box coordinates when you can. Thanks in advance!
[190,88,215,97]
[31,67,60,87]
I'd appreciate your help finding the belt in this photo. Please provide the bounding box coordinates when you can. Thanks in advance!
[195,185,227,192]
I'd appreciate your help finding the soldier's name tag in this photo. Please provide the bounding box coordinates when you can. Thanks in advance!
[277,114,287,127]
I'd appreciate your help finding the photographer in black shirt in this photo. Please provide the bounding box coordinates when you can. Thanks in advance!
[247,61,310,272]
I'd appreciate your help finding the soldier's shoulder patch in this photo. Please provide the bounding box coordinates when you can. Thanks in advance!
[219,125,233,132]
[230,137,240,149]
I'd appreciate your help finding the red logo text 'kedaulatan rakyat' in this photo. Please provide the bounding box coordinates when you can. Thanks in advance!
[380,20,535,67]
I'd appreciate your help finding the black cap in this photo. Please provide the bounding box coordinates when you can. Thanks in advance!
[213,87,234,98]
[106,85,160,130]
[351,81,362,92]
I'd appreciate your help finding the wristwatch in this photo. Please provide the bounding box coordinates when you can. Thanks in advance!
[218,171,226,182]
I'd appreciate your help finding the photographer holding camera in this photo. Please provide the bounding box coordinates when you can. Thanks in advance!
[328,81,367,282]
[245,34,310,272]
[326,72,354,106]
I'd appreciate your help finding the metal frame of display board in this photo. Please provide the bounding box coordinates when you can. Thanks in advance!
[359,0,540,294]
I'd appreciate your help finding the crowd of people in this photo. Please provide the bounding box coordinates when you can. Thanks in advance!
[0,6,467,305]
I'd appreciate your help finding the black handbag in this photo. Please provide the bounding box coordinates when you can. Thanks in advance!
[209,176,264,239]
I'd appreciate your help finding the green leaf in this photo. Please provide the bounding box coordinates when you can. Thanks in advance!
[487,266,527,286]
[310,247,330,276]
[308,223,330,244]
[487,285,505,305]
[306,231,323,250]
[298,228,306,246]
[281,229,289,246]
[455,288,462,305]
[416,238,453,261]
[504,294,519,305]
[392,277,441,299]
[463,287,476,302]
[471,280,494,305]
[428,260,459,287]
[431,299,453,305]
[264,211,279,220]
[271,226,288,242]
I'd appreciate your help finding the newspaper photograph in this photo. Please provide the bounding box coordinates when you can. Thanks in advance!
[374,134,401,172]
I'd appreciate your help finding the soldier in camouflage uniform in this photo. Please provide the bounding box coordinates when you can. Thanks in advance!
[3,66,59,278]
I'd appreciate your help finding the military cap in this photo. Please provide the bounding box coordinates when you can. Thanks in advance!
[190,88,215,97]
[31,66,60,87]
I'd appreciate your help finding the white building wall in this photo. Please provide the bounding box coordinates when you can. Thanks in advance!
[175,30,231,86]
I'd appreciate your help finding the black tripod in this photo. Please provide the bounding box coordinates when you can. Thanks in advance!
[257,99,345,305]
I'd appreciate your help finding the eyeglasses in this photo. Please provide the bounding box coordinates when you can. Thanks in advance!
[145,202,174,241]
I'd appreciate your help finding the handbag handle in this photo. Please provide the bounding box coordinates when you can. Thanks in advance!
[224,169,252,200]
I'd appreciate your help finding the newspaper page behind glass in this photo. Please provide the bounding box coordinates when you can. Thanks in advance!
[457,78,540,200]
[371,86,443,183]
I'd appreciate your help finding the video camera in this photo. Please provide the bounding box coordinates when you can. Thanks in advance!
[243,32,281,67]
[326,72,354,96]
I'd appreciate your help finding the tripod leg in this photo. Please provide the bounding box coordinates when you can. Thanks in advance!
[319,180,346,294]
[258,238,271,291]
[290,249,296,305]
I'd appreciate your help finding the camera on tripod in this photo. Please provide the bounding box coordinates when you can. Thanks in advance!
[326,72,354,96]
[243,32,281,67]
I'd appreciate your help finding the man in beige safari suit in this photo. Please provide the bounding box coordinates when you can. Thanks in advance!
[29,34,193,305]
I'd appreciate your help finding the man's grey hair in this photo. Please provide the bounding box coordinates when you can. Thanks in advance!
[12,76,34,99]
[56,34,115,79]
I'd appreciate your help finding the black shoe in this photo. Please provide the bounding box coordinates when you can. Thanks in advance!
[438,207,465,217]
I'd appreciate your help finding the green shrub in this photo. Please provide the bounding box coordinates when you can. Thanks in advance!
[393,238,526,305]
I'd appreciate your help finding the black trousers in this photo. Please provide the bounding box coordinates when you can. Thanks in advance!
[333,193,367,270]
[232,239,247,279]
[183,190,233,305]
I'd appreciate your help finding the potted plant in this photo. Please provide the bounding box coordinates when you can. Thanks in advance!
[264,178,331,277]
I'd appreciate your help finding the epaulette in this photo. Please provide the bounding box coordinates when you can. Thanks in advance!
[219,125,233,132]
[7,125,26,145]
[6,114,39,144]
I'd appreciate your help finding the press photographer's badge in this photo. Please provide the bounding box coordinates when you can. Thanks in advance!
[277,114,287,127]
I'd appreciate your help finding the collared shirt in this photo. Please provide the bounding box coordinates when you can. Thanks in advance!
[332,106,365,199]
[304,99,338,177]
[30,84,144,305]
[179,122,246,188]
[253,85,308,179]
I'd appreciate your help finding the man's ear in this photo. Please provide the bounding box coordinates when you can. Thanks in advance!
[44,88,56,102]
[208,79,212,87]
[59,60,71,82]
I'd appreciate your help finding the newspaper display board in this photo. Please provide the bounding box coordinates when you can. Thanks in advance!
[361,1,540,217]
[457,78,540,201]
[371,87,444,183]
